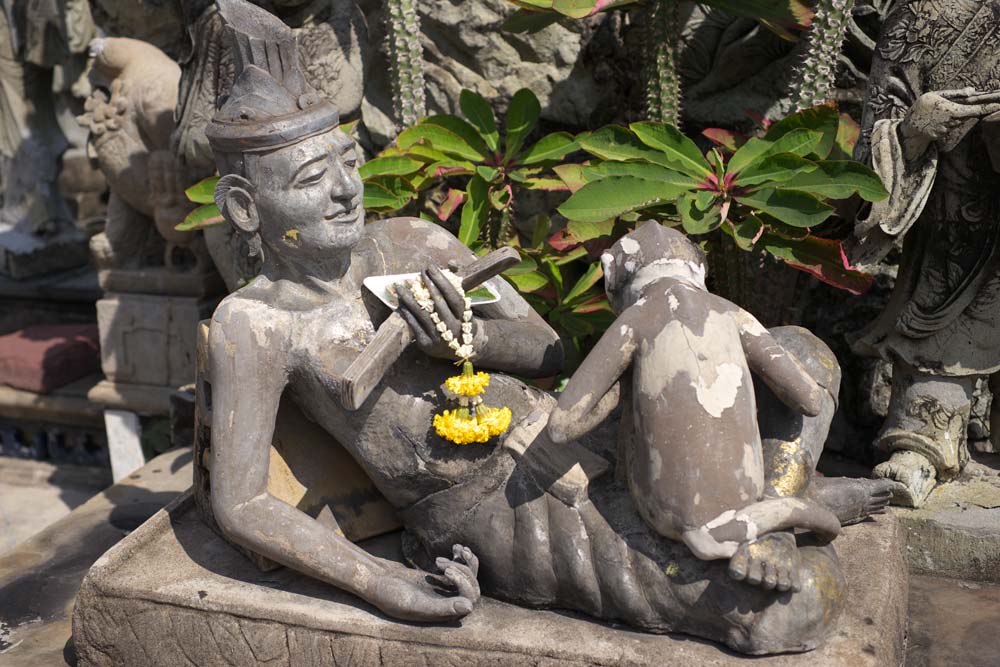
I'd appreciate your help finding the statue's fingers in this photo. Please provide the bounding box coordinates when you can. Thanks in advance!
[953,102,1000,118]
[444,566,480,603]
[427,266,466,319]
[939,87,979,100]
[398,286,437,334]
[775,566,792,593]
[454,544,479,576]
[745,557,765,586]
[423,270,461,334]
[397,297,435,348]
[415,592,473,619]
[436,557,475,584]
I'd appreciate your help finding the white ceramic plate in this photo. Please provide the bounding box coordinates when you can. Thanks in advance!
[363,272,502,310]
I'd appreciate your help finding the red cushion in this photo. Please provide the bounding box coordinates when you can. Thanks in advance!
[0,324,100,393]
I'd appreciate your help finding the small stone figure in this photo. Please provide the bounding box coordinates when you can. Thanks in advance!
[848,0,1000,506]
[202,0,898,654]
[549,222,897,593]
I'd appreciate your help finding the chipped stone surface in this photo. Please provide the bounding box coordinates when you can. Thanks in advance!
[893,454,1000,582]
[72,497,906,667]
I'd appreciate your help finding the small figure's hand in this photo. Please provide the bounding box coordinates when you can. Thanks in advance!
[397,266,478,360]
[900,88,1000,157]
[727,532,802,593]
[368,544,480,622]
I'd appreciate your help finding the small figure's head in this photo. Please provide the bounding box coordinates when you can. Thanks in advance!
[601,221,707,313]
[206,0,363,262]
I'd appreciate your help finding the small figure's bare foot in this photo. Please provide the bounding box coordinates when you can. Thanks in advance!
[873,450,937,508]
[810,477,904,526]
[728,532,802,593]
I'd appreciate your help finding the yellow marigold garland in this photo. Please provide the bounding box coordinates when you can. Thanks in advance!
[402,271,511,446]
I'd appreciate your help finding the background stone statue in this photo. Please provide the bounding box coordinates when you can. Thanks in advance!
[199,0,898,655]
[80,37,205,273]
[848,0,1000,506]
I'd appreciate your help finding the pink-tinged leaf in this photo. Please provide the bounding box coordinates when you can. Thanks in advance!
[548,228,581,252]
[761,233,873,295]
[744,108,771,130]
[520,177,569,191]
[702,128,741,153]
[438,189,466,221]
[832,112,862,160]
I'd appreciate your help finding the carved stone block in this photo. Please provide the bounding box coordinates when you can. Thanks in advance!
[71,494,908,667]
[96,294,216,388]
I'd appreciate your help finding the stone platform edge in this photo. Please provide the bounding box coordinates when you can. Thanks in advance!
[71,491,907,667]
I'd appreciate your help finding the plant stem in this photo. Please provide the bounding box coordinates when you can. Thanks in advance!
[644,0,682,126]
[385,0,426,127]
[790,0,855,110]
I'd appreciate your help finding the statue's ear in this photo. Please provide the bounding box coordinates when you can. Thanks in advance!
[215,174,259,235]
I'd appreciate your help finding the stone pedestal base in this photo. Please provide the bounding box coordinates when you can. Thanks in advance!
[72,495,907,667]
[894,453,1000,582]
[96,293,217,389]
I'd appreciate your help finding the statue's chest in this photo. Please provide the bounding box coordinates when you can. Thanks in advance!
[295,298,376,379]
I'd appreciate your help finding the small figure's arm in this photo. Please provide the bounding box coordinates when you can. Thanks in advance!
[735,310,824,417]
[548,310,638,444]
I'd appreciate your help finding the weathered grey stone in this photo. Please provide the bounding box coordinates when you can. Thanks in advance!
[0,447,192,666]
[96,293,216,388]
[71,496,907,667]
[894,455,1000,583]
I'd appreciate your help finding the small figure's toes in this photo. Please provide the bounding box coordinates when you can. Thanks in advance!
[776,567,792,593]
[746,558,765,587]
[762,562,779,591]
[728,551,749,581]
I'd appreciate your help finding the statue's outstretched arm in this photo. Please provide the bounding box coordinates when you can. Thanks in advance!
[548,310,637,444]
[208,304,479,622]
[735,310,824,417]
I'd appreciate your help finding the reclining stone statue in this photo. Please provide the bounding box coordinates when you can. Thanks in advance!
[202,0,897,654]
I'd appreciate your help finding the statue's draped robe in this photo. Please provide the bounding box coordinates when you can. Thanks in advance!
[851,0,1000,376]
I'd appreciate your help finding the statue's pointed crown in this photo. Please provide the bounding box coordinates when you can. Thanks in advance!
[205,0,339,154]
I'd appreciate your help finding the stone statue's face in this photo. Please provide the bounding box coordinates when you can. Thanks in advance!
[253,128,363,257]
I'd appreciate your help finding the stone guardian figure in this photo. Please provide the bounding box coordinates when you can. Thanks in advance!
[848,0,1000,507]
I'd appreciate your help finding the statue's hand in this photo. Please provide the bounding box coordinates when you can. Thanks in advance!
[900,88,1000,156]
[397,266,479,360]
[368,544,480,622]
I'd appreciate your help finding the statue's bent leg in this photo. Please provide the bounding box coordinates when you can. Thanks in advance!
[873,361,975,507]
[758,326,899,522]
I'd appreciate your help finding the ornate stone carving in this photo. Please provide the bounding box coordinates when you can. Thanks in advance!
[848,0,1000,506]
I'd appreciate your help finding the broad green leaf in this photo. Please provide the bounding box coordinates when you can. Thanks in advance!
[765,105,839,159]
[359,156,424,179]
[363,180,415,211]
[832,112,861,160]
[421,115,493,158]
[553,164,589,193]
[185,176,219,204]
[459,176,490,246]
[406,144,458,163]
[566,219,615,242]
[727,138,774,176]
[557,176,689,223]
[507,271,550,292]
[397,122,487,162]
[505,255,539,276]
[725,215,764,250]
[726,130,822,177]
[564,261,604,304]
[735,188,834,228]
[677,192,722,235]
[779,160,889,201]
[542,258,564,294]
[477,165,501,182]
[582,161,700,188]
[551,245,589,265]
[702,128,741,152]
[629,122,712,179]
[460,89,499,153]
[761,233,874,295]
[735,153,817,187]
[518,176,569,191]
[578,126,677,168]
[340,119,359,137]
[506,89,541,159]
[508,0,553,9]
[518,132,578,165]
[552,0,600,18]
[176,203,224,231]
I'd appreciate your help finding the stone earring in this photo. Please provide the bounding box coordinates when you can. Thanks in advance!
[247,233,262,258]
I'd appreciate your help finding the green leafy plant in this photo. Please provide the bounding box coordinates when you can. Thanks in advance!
[556,105,887,294]
[362,88,578,248]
